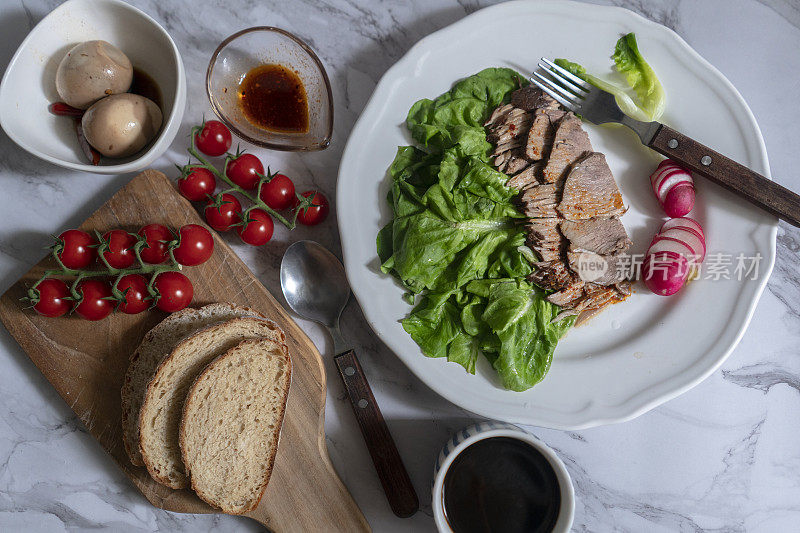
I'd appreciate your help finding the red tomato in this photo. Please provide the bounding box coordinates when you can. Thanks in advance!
[204,194,241,231]
[295,191,330,226]
[32,278,71,318]
[178,167,216,201]
[173,224,214,266]
[57,229,96,269]
[237,209,274,246]
[74,280,114,321]
[138,224,173,264]
[259,173,295,210]
[116,274,150,314]
[102,229,137,269]
[194,120,232,157]
[153,271,193,312]
[225,153,264,190]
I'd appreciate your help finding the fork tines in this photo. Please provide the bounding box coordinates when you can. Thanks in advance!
[530,58,590,112]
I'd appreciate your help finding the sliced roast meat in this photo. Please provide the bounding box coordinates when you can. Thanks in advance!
[494,150,511,169]
[529,260,577,291]
[492,137,525,156]
[483,96,632,320]
[504,154,529,175]
[506,164,540,191]
[552,283,622,322]
[519,183,558,218]
[484,103,514,128]
[558,152,625,220]
[614,281,632,297]
[566,251,626,286]
[526,218,563,262]
[560,218,631,256]
[510,86,559,112]
[487,108,531,144]
[525,108,566,161]
[547,280,586,307]
[541,113,593,184]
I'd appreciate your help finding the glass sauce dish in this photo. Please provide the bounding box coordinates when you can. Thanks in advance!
[206,27,333,151]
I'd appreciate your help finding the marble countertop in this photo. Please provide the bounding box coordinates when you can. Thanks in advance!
[2,0,799,531]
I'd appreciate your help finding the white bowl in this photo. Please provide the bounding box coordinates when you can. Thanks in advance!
[432,421,575,533]
[0,0,186,174]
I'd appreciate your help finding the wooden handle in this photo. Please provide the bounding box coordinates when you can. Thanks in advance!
[649,124,800,227]
[334,350,419,518]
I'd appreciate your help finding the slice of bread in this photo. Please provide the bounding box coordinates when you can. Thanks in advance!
[180,338,291,514]
[121,303,264,466]
[138,317,285,489]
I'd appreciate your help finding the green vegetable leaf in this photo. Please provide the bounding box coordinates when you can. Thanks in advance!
[555,33,665,122]
[379,68,575,390]
[483,280,576,391]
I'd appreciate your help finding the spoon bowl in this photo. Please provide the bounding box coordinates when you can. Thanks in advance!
[280,241,350,328]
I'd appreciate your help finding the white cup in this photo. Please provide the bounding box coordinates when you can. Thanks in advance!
[432,421,575,533]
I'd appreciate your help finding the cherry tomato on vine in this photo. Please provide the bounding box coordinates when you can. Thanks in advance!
[178,167,216,201]
[237,209,274,246]
[295,191,330,226]
[153,271,193,312]
[225,153,264,190]
[116,274,150,314]
[32,278,71,318]
[194,120,232,157]
[75,280,114,321]
[57,229,96,269]
[204,194,241,231]
[173,224,214,266]
[102,229,137,269]
[259,173,295,210]
[138,224,173,264]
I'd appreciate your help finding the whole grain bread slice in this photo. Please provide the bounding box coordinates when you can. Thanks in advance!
[179,338,291,514]
[138,317,285,488]
[121,303,265,466]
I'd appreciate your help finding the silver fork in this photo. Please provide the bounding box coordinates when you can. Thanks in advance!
[530,58,800,227]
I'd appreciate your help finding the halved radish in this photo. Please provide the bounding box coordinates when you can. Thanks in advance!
[650,160,695,217]
[661,216,704,240]
[659,227,705,262]
[642,251,690,296]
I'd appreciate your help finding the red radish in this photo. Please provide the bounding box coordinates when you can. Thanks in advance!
[661,216,704,240]
[642,251,690,296]
[650,160,695,217]
[642,215,706,296]
[658,228,705,262]
[648,235,696,261]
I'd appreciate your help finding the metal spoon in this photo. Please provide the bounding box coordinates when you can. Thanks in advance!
[280,240,419,518]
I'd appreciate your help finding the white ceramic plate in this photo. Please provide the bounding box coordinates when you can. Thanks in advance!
[337,0,776,429]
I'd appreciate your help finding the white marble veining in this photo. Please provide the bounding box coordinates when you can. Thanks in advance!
[1,0,799,531]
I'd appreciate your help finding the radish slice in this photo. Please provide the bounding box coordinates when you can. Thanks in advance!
[661,217,704,240]
[659,228,706,262]
[642,251,690,296]
[650,160,695,217]
[648,236,696,262]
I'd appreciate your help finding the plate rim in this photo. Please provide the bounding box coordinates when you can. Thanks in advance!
[336,0,777,429]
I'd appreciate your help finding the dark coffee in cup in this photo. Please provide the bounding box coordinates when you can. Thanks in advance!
[442,436,561,533]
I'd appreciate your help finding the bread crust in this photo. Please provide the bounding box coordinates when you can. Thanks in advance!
[138,316,284,488]
[120,303,266,466]
[178,338,292,513]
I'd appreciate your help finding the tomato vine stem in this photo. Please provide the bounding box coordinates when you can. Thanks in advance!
[186,133,296,230]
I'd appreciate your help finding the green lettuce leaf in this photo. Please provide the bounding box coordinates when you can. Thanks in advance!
[613,33,665,121]
[379,68,573,390]
[482,280,575,391]
[555,33,664,122]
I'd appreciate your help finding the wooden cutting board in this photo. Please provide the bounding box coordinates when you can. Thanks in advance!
[0,170,370,532]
